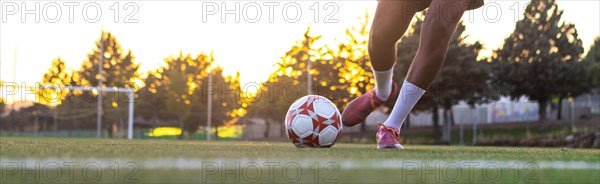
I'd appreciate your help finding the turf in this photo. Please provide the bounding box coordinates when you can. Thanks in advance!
[1,137,599,183]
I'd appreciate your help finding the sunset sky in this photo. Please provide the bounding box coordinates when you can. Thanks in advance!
[1,0,599,102]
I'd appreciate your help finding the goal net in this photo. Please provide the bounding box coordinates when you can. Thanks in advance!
[2,84,135,139]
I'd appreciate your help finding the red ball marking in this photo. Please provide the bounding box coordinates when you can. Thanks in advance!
[318,123,329,132]
[311,118,320,131]
[299,100,308,109]
[332,112,339,120]
[331,113,341,129]
[302,136,315,147]
[292,138,300,144]
[288,129,299,139]
[307,102,315,112]
[332,121,340,129]
[299,109,310,116]
[317,115,328,123]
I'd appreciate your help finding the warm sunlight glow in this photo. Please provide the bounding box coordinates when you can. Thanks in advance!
[217,125,243,138]
[350,87,358,94]
[148,127,182,137]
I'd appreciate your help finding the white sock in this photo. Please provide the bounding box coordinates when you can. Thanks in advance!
[373,68,394,100]
[383,80,426,131]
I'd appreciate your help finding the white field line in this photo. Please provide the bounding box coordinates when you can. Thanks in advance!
[1,157,599,170]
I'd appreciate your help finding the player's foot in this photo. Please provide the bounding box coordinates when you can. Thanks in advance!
[376,122,403,149]
[341,83,398,127]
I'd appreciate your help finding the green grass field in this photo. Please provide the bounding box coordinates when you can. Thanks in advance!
[1,137,599,183]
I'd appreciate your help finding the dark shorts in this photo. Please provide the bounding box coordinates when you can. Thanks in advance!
[393,0,485,12]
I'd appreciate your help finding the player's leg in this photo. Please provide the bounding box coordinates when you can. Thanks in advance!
[379,0,471,149]
[341,0,418,127]
[405,1,469,88]
[369,0,421,99]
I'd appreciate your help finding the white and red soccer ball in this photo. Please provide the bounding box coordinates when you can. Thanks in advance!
[285,95,342,148]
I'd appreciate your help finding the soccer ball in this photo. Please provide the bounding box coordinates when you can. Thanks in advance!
[285,95,342,148]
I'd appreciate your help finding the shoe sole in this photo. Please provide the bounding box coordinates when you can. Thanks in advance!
[377,144,404,149]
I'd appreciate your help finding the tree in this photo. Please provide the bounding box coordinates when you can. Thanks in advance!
[8,103,51,132]
[165,67,198,139]
[37,57,73,131]
[0,97,5,115]
[78,31,141,137]
[37,58,72,105]
[161,52,211,139]
[139,51,242,140]
[136,70,162,120]
[136,69,170,126]
[190,67,244,140]
[0,80,5,117]
[0,97,4,131]
[584,37,600,92]
[337,11,374,103]
[275,27,323,95]
[491,0,587,123]
[391,15,491,142]
[55,71,98,132]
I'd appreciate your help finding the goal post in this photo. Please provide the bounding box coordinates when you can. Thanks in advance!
[37,85,135,139]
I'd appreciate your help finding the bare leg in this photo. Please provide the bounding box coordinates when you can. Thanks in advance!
[369,0,419,71]
[378,0,472,148]
[340,0,420,127]
[405,0,469,89]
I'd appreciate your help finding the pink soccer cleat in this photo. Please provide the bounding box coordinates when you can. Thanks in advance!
[341,83,398,127]
[376,122,404,149]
